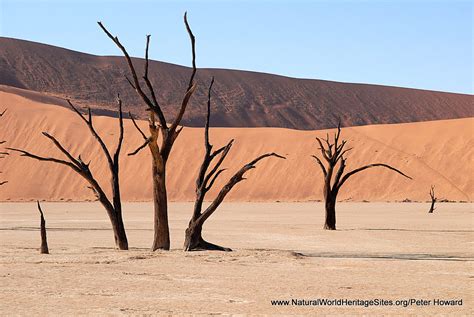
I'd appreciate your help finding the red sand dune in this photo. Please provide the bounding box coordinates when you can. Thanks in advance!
[1,89,472,202]
[0,37,472,130]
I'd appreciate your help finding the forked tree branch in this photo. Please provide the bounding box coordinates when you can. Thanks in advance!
[127,112,153,156]
[312,121,411,196]
[202,139,234,190]
[197,152,285,225]
[97,22,167,128]
[8,98,126,208]
[66,100,114,168]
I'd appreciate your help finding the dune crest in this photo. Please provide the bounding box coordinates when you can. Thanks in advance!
[1,90,472,202]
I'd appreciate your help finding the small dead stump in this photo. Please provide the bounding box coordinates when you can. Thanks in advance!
[37,201,49,254]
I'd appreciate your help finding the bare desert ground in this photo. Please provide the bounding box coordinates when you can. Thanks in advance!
[1,89,473,202]
[1,202,472,315]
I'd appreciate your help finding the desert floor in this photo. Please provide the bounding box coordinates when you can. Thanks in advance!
[1,202,472,316]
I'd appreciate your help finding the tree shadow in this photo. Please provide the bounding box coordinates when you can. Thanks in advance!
[0,226,152,232]
[341,228,473,233]
[297,252,473,262]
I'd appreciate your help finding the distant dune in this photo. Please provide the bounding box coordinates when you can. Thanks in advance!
[1,90,472,202]
[0,37,472,130]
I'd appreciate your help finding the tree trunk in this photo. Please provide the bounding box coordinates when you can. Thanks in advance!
[112,214,128,250]
[110,167,128,250]
[40,219,49,254]
[428,200,435,213]
[102,205,128,250]
[183,221,231,251]
[151,159,170,251]
[324,196,337,230]
[98,192,128,250]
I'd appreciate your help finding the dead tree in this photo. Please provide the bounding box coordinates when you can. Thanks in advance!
[184,78,285,251]
[312,123,412,230]
[428,185,436,213]
[8,97,129,250]
[99,13,197,251]
[37,201,49,254]
[0,109,7,186]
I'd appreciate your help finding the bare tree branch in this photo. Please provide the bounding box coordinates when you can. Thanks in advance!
[311,155,327,176]
[337,163,412,189]
[169,12,197,134]
[197,152,286,225]
[203,139,234,188]
[66,100,114,169]
[205,168,226,192]
[113,94,125,163]
[41,132,81,167]
[97,21,168,128]
[128,137,152,156]
[7,147,80,172]
[315,137,330,162]
[143,34,163,118]
[129,112,148,140]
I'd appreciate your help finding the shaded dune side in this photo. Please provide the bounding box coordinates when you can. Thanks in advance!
[0,37,472,130]
[1,91,472,202]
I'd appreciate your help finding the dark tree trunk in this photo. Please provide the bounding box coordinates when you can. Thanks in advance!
[37,202,49,254]
[428,185,436,213]
[151,159,170,251]
[184,221,231,251]
[95,179,128,250]
[428,200,435,213]
[111,165,128,250]
[324,196,337,230]
[111,213,128,250]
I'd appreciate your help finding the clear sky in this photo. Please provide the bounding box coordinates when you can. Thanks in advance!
[0,0,472,94]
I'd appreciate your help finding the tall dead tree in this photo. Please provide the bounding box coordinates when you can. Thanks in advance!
[98,13,197,251]
[37,201,49,254]
[0,109,7,186]
[312,123,412,230]
[184,78,285,251]
[428,185,436,213]
[8,97,129,250]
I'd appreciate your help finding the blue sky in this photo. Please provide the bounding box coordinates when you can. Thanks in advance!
[0,0,472,94]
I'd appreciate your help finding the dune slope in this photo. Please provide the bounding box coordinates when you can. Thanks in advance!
[0,37,472,130]
[0,90,472,202]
